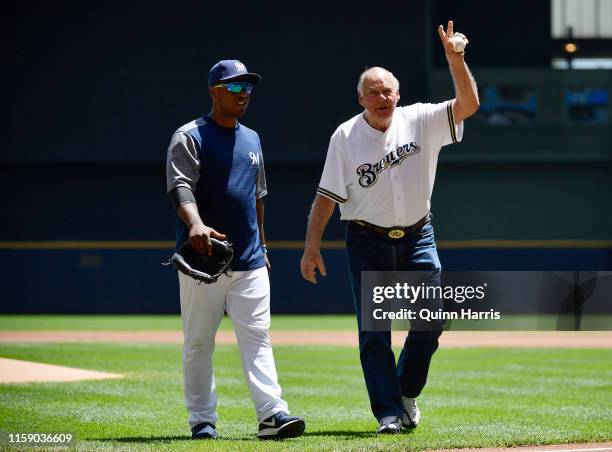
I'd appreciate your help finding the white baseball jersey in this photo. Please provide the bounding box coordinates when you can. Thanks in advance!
[317,100,463,228]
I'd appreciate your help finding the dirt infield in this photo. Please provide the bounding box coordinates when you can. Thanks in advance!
[4,330,609,385]
[1,330,611,348]
[429,443,612,452]
[0,357,123,384]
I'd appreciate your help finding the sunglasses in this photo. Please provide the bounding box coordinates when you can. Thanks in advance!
[213,82,254,94]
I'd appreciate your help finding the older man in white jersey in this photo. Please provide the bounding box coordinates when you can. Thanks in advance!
[300,21,479,434]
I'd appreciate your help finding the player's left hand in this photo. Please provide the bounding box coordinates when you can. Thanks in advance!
[438,20,464,60]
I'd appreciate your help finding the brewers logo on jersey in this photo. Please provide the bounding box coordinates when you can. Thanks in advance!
[317,100,462,228]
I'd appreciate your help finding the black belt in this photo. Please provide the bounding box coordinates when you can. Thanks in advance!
[349,214,431,239]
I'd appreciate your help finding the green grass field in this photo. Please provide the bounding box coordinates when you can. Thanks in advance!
[3,314,608,332]
[1,316,611,451]
[0,315,355,332]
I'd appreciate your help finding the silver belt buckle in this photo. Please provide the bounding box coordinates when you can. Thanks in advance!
[388,228,405,239]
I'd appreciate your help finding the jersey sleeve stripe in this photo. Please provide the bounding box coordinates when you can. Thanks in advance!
[447,101,458,143]
[317,187,347,204]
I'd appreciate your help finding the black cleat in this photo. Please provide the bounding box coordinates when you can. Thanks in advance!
[191,422,218,439]
[257,411,306,439]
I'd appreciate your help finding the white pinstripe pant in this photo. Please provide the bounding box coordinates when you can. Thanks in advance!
[178,266,288,428]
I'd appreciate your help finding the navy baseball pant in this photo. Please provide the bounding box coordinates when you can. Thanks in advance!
[346,221,443,421]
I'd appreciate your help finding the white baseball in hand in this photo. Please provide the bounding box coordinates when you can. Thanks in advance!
[449,33,468,52]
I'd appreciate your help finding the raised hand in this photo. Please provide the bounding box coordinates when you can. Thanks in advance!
[438,20,465,60]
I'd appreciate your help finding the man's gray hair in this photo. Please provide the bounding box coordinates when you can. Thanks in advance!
[357,67,400,96]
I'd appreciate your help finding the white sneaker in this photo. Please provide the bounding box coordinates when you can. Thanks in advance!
[402,397,421,428]
[377,416,402,434]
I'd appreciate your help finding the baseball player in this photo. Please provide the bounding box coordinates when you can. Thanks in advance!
[300,21,479,434]
[166,59,305,440]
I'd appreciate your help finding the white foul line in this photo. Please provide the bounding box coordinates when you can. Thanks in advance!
[539,448,612,452]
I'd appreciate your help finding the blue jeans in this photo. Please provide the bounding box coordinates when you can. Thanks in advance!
[346,221,443,421]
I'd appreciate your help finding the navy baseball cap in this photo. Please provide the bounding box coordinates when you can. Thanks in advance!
[208,59,261,87]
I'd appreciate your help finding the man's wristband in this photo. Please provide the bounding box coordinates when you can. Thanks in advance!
[261,244,268,254]
[169,186,196,210]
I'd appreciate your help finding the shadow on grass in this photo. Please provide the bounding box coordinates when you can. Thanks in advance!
[92,436,191,443]
[91,429,386,443]
[303,430,376,439]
